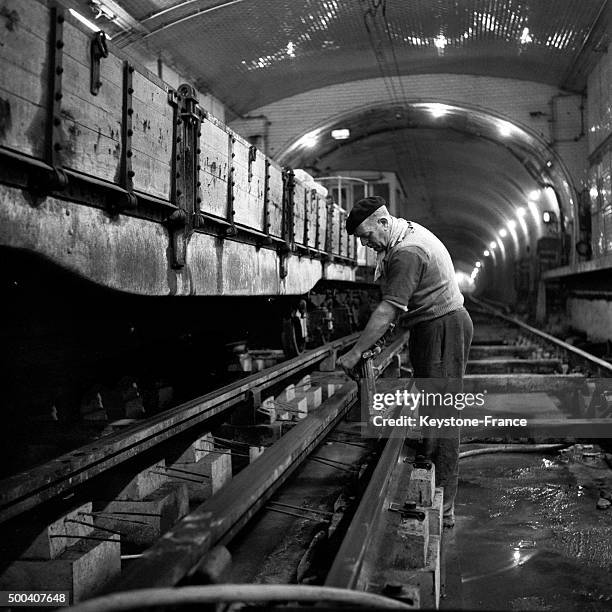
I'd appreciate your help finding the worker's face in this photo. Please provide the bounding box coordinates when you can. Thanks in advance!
[355,218,389,252]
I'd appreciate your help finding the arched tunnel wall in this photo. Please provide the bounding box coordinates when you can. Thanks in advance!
[231,74,587,192]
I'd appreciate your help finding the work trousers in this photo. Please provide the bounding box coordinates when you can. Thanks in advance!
[408,307,473,515]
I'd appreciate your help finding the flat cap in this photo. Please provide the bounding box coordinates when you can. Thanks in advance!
[345,196,387,235]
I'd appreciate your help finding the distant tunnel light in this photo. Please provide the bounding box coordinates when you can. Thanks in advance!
[520,27,533,44]
[517,207,527,217]
[507,220,517,230]
[489,241,497,250]
[499,228,508,238]
[475,261,482,268]
[68,9,112,38]
[434,34,447,51]
[483,250,490,257]
[331,129,350,140]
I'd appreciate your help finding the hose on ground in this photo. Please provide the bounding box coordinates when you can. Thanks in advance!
[460,443,568,459]
[70,585,413,612]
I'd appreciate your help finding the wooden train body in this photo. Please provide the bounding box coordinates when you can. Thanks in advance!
[0,0,358,295]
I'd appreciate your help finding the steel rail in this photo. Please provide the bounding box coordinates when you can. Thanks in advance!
[110,331,410,591]
[325,416,409,590]
[0,334,358,524]
[470,297,612,374]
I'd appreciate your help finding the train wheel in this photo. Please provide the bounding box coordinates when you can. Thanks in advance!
[281,314,305,357]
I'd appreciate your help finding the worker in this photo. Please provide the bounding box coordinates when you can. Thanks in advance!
[337,196,473,528]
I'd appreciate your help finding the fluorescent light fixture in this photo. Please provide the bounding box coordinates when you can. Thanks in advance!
[520,27,532,44]
[69,8,111,38]
[434,34,447,50]
[475,261,482,268]
[517,207,527,217]
[483,250,490,257]
[499,228,508,238]
[331,129,350,140]
[498,120,514,138]
[507,220,517,230]
[298,130,319,148]
[427,103,451,119]
[489,241,497,250]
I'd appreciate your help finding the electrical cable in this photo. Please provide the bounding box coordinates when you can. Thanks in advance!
[70,584,413,612]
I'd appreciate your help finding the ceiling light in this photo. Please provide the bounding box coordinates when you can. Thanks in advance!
[475,261,481,268]
[517,207,527,217]
[483,250,490,257]
[589,186,598,199]
[331,129,350,140]
[498,120,514,138]
[69,8,110,36]
[489,241,497,250]
[507,220,517,230]
[434,34,447,50]
[520,27,532,44]
[298,130,319,148]
[427,103,450,118]
[528,190,540,201]
[499,228,508,238]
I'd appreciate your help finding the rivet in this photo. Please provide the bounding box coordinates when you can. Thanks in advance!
[177,137,182,143]
[54,142,63,151]
[128,66,135,73]
[127,129,133,136]
[127,151,133,157]
[56,66,63,75]
[198,131,202,137]
[128,170,135,177]
[55,92,63,101]
[176,154,181,160]
[128,87,134,94]
[57,15,64,23]
[176,172,180,178]
[177,118,183,125]
[197,181,201,186]
[53,117,61,126]
[197,197,202,203]
[197,165,201,171]
[96,80,102,88]
[127,108,133,115]
[56,40,64,48]
[176,189,182,196]
[196,148,201,154]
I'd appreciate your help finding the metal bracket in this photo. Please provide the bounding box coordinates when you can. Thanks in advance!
[117,61,137,212]
[225,135,237,236]
[388,502,426,521]
[262,159,273,245]
[36,4,68,194]
[167,83,203,268]
[90,31,109,96]
[247,144,257,182]
[313,189,321,250]
[279,169,296,278]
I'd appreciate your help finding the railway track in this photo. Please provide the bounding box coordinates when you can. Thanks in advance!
[1,304,611,610]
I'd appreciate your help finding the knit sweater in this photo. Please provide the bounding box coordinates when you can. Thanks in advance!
[379,221,464,326]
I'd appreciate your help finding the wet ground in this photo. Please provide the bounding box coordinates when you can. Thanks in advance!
[444,449,612,611]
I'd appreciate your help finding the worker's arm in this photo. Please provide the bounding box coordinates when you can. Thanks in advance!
[337,300,399,370]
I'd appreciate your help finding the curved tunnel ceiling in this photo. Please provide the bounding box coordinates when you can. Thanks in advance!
[107,0,609,114]
[279,102,569,267]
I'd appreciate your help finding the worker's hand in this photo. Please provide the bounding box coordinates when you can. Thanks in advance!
[337,349,361,373]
